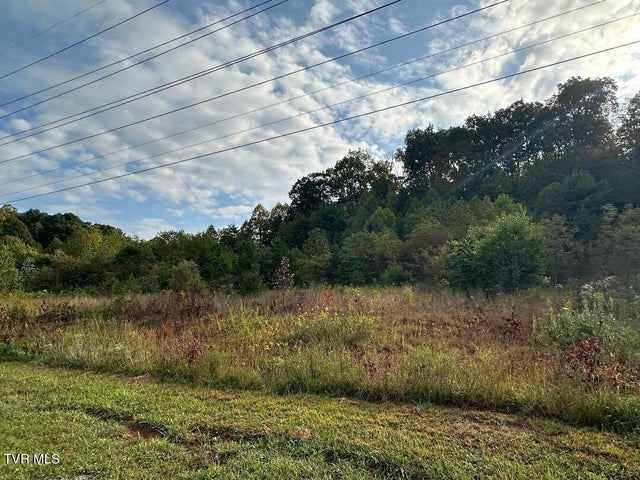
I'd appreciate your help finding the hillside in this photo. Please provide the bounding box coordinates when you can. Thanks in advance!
[1,77,639,296]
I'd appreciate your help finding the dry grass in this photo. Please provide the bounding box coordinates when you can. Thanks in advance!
[1,286,639,432]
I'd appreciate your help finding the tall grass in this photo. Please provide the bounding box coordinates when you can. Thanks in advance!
[1,286,639,432]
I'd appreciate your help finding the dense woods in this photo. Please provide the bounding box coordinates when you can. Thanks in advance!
[2,76,639,295]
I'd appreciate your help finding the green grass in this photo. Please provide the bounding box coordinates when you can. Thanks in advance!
[1,361,639,479]
[1,287,639,433]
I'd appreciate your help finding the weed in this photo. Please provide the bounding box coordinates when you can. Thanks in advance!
[2,286,639,432]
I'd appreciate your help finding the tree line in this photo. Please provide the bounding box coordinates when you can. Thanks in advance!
[1,76,639,295]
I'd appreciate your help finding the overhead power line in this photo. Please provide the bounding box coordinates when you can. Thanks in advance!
[3,9,631,198]
[0,0,609,189]
[0,0,109,56]
[5,40,637,204]
[0,0,507,161]
[0,0,172,81]
[0,0,280,110]
[0,0,402,143]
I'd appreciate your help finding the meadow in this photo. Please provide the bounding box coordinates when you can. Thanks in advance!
[1,284,639,436]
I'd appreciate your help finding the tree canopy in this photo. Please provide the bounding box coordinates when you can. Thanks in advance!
[2,77,638,294]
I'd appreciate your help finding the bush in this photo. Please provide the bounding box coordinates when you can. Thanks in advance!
[0,244,20,293]
[535,286,640,367]
[445,213,547,293]
[168,260,205,293]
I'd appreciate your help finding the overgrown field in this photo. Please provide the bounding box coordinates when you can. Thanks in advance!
[1,362,640,479]
[2,284,640,435]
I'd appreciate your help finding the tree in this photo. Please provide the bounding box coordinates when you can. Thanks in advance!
[288,172,330,215]
[0,244,20,292]
[540,215,579,284]
[243,204,271,245]
[326,149,374,204]
[0,205,36,247]
[114,243,156,280]
[168,260,205,293]
[332,232,376,285]
[366,207,396,233]
[396,125,455,194]
[18,209,87,248]
[271,256,294,290]
[402,218,449,282]
[445,213,547,293]
[618,92,640,158]
[544,76,618,153]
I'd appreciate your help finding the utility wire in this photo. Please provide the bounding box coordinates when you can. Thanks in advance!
[0,0,407,149]
[3,11,632,198]
[0,0,279,110]
[0,0,109,56]
[0,0,608,188]
[0,0,172,80]
[5,41,637,204]
[0,0,505,161]
[0,0,610,188]
[0,0,402,143]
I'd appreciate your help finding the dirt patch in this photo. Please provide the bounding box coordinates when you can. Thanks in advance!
[188,424,265,444]
[84,407,168,441]
[122,418,167,440]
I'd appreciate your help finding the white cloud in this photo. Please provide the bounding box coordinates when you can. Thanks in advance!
[129,217,175,240]
[0,0,637,238]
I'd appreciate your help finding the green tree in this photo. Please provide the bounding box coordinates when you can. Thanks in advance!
[0,205,36,247]
[445,213,547,293]
[366,207,396,233]
[402,218,449,282]
[168,260,205,293]
[618,91,640,163]
[0,244,20,292]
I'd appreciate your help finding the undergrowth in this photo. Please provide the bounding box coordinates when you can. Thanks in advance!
[1,285,639,433]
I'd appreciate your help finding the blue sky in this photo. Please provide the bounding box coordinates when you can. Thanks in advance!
[0,0,638,238]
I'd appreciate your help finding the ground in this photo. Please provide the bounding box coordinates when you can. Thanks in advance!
[1,361,638,479]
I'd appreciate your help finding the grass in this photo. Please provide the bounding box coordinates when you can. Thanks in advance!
[1,286,639,433]
[1,361,639,479]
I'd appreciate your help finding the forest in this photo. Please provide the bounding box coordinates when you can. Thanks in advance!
[1,76,639,295]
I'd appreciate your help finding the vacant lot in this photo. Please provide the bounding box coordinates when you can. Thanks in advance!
[0,286,639,477]
[1,362,639,479]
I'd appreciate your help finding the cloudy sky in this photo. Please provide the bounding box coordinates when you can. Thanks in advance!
[0,0,638,238]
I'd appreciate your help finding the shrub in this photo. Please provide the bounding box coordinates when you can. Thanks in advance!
[167,260,205,294]
[535,286,640,368]
[535,292,617,352]
[445,213,548,293]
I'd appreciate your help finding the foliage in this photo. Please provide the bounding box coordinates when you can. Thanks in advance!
[1,77,640,294]
[0,243,20,293]
[445,212,548,293]
[272,256,295,290]
[535,283,640,370]
[167,260,205,294]
[2,287,640,434]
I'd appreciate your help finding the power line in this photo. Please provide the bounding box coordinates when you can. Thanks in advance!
[0,0,505,161]
[0,0,172,81]
[0,0,280,110]
[4,11,632,198]
[0,0,109,56]
[0,0,609,189]
[5,41,637,204]
[0,0,403,150]
[0,0,406,148]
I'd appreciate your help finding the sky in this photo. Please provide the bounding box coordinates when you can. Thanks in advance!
[0,0,638,239]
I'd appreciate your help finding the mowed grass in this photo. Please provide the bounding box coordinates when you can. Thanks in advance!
[1,287,639,433]
[1,361,639,479]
